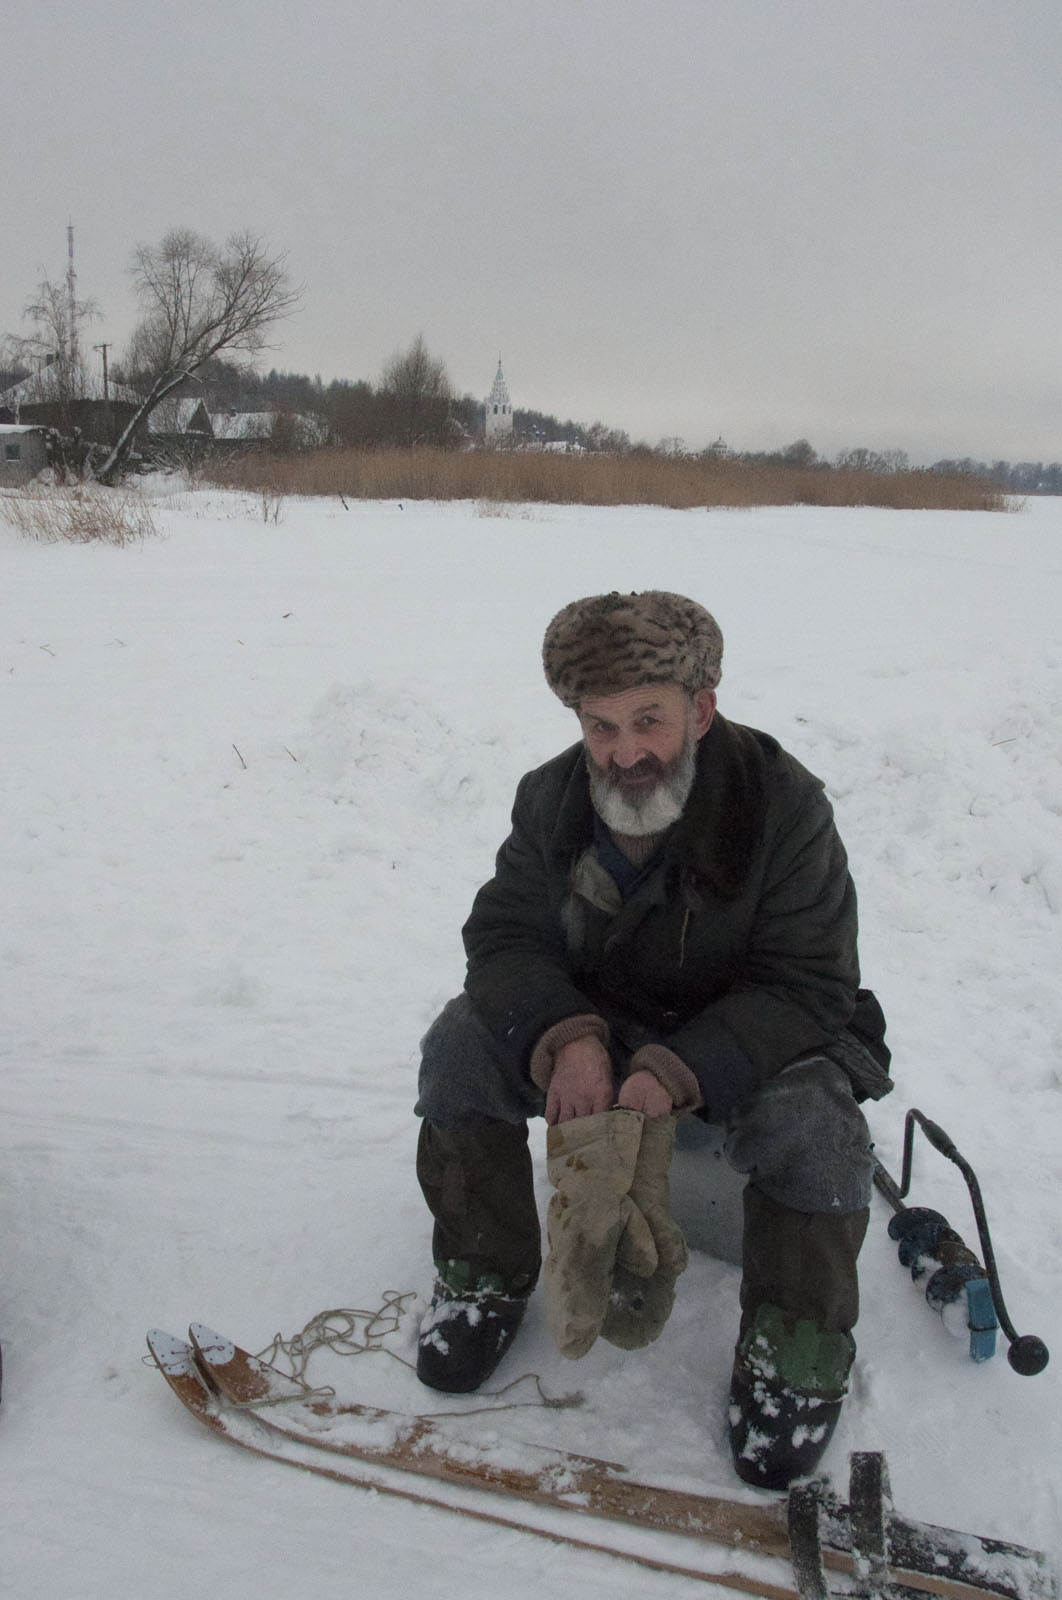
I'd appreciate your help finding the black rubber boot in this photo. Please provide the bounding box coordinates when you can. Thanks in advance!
[416,1279,529,1393]
[728,1302,855,1490]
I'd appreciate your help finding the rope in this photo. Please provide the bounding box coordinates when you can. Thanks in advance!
[255,1291,414,1382]
[253,1290,585,1419]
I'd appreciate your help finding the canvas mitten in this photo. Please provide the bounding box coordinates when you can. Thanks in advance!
[602,1114,689,1350]
[544,1108,656,1359]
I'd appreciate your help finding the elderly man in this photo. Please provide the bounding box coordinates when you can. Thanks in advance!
[414,591,889,1488]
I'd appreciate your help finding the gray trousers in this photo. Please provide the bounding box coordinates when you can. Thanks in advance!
[416,995,874,1331]
[416,994,875,1215]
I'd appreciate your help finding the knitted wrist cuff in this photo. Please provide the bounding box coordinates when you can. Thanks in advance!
[628,1043,703,1113]
[529,1013,610,1092]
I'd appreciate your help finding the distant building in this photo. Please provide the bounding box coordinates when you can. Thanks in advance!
[0,365,141,413]
[0,364,141,448]
[148,397,213,438]
[208,409,326,449]
[210,410,275,442]
[485,359,513,445]
[0,424,49,484]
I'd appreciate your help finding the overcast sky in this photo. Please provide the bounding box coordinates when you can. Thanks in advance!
[5,1,1061,462]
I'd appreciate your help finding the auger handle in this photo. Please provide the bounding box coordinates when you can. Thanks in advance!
[879,1109,1049,1376]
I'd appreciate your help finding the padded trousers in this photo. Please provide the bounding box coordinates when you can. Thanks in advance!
[415,994,874,1329]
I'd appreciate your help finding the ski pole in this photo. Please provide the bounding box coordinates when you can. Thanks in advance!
[873,1108,1049,1376]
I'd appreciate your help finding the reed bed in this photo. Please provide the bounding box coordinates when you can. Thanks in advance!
[203,446,1008,513]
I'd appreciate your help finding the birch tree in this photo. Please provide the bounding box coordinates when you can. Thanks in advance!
[3,273,100,430]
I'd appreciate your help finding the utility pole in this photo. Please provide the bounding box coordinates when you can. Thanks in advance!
[93,342,111,403]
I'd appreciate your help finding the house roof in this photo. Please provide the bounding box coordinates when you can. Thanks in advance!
[0,368,141,406]
[176,398,209,430]
[209,411,275,440]
[148,397,213,434]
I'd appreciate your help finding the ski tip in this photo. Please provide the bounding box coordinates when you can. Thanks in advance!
[188,1324,237,1368]
[147,1329,197,1378]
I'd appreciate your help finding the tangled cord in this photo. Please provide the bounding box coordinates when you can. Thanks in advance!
[254,1289,584,1418]
[255,1291,414,1382]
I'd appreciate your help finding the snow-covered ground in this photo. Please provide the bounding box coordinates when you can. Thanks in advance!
[1,485,1059,1598]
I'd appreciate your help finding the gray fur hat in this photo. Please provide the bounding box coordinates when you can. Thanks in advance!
[542,590,724,708]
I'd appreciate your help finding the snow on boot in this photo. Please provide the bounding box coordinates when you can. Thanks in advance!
[728,1302,854,1490]
[416,1276,528,1394]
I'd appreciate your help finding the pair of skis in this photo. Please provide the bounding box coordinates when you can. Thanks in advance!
[147,1325,1053,1600]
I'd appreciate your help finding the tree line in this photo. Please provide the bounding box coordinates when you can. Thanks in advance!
[4,227,1058,487]
[117,350,603,454]
[924,458,1062,495]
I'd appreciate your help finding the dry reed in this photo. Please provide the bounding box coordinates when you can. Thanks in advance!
[0,483,158,545]
[203,447,1007,513]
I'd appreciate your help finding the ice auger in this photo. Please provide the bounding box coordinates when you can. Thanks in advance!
[874,1107,1049,1374]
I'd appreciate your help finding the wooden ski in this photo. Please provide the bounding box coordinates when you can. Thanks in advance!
[146,1326,1056,1600]
[147,1329,798,1599]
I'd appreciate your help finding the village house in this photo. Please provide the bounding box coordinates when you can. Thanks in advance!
[148,396,213,440]
[0,365,144,450]
[208,409,326,449]
[0,424,49,484]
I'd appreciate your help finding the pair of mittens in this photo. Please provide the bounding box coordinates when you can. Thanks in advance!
[544,1108,688,1358]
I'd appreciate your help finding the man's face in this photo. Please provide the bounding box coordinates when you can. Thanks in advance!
[578,683,715,780]
[577,682,716,835]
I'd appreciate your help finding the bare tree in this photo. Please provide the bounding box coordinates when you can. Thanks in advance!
[3,273,101,430]
[585,422,631,454]
[96,228,300,482]
[836,446,910,475]
[377,334,453,448]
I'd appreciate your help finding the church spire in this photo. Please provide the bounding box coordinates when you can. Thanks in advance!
[485,358,513,444]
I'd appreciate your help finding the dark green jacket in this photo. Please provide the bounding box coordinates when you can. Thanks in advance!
[462,714,863,1118]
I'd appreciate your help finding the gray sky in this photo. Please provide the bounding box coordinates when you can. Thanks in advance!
[5,1,1061,462]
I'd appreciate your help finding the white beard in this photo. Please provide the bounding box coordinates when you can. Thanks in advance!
[585,727,699,837]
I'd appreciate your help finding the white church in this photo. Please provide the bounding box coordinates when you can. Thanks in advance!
[484,359,513,445]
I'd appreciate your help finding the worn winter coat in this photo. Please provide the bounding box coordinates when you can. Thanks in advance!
[463,714,867,1120]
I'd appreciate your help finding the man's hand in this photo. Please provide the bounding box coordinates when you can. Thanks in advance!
[546,1035,614,1124]
[617,1069,674,1118]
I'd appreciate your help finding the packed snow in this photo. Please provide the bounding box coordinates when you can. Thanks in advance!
[1,484,1060,1599]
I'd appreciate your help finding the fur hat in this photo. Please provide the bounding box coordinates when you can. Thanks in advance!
[542,591,723,707]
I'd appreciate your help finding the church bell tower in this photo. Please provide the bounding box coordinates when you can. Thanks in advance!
[485,358,513,445]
